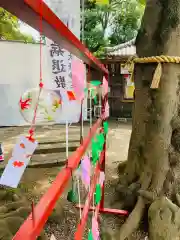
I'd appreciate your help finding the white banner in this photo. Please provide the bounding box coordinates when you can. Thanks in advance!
[45,0,87,121]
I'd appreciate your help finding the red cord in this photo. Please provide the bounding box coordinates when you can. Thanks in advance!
[39,0,43,82]
[28,0,44,139]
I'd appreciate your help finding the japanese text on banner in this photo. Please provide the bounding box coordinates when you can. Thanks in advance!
[48,17,73,91]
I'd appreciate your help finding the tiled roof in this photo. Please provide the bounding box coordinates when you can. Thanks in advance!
[105,38,136,57]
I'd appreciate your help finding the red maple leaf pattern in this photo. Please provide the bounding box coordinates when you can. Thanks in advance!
[13,161,24,167]
[19,98,31,110]
[67,91,76,101]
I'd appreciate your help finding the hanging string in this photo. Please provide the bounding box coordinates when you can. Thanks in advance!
[88,65,96,217]
[81,99,84,139]
[77,178,82,219]
[39,0,43,83]
[77,103,83,218]
[28,0,44,140]
[28,0,44,224]
[90,89,92,129]
[66,121,69,159]
[80,99,84,144]
[99,86,102,118]
[88,65,93,129]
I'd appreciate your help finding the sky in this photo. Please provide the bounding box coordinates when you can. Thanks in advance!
[19,22,40,40]
[18,0,61,39]
[18,0,80,40]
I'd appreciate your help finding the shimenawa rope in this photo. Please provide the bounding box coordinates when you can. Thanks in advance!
[125,55,180,89]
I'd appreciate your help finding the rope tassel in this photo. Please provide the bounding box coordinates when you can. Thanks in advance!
[151,63,162,89]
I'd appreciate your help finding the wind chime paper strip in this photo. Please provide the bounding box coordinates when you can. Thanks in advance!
[72,59,85,101]
[102,76,108,96]
[90,80,101,87]
[95,184,102,205]
[103,121,109,135]
[103,101,110,119]
[0,155,30,188]
[96,133,105,151]
[88,229,93,240]
[0,136,38,188]
[50,234,57,240]
[75,150,104,239]
[99,171,105,187]
[12,136,38,158]
[92,140,100,165]
[81,155,91,189]
[92,217,100,240]
[94,95,98,104]
[84,88,88,95]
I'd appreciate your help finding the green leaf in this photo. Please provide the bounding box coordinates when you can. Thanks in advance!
[95,0,109,6]
[0,8,35,42]
[95,184,101,205]
[84,0,145,55]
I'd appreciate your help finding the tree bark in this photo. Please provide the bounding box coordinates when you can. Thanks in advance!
[114,0,180,239]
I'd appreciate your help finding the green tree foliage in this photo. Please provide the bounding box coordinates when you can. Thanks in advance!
[83,0,145,57]
[0,8,34,42]
[109,0,144,45]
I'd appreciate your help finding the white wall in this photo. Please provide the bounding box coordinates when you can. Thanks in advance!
[0,41,52,126]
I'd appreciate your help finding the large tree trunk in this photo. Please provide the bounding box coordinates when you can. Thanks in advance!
[113,0,180,239]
